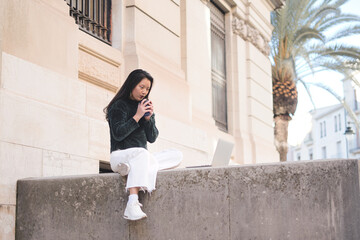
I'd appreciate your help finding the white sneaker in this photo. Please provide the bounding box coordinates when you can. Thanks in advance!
[117,163,130,176]
[123,201,147,221]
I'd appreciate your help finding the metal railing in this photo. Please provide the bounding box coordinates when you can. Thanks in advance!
[65,0,111,45]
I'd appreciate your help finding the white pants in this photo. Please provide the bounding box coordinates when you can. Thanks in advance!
[110,148,183,193]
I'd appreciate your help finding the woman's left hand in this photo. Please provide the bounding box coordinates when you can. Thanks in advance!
[144,100,154,121]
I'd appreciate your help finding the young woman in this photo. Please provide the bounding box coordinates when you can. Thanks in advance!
[104,69,182,221]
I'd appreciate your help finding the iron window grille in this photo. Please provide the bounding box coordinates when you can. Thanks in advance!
[65,0,112,45]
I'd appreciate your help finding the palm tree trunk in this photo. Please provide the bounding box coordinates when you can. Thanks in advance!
[274,115,291,162]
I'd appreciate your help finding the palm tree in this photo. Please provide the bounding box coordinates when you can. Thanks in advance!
[271,0,360,161]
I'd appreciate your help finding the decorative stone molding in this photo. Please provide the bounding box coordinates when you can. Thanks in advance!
[270,0,285,10]
[78,44,121,92]
[232,16,271,56]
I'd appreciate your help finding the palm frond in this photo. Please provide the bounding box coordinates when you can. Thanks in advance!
[327,25,360,42]
[293,28,324,47]
[318,14,360,32]
[298,79,316,109]
[306,6,340,28]
[331,0,350,8]
[321,45,360,59]
[296,52,316,76]
[306,44,360,60]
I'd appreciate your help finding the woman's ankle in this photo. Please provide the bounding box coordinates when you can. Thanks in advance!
[128,194,138,204]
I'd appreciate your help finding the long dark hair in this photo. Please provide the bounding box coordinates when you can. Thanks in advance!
[104,69,154,120]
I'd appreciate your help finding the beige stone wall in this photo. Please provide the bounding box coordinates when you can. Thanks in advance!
[0,1,104,238]
[0,0,279,238]
[179,0,278,164]
[123,0,212,165]
[230,0,279,163]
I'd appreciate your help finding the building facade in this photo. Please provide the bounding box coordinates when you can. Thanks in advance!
[289,75,360,161]
[0,0,282,238]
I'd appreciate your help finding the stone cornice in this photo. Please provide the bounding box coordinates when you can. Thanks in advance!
[200,0,210,5]
[232,16,270,56]
[201,0,272,56]
[270,0,285,10]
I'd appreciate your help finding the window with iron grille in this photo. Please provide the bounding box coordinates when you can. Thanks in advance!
[65,0,112,45]
[210,2,227,131]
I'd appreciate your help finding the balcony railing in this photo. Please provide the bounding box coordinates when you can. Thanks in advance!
[65,0,111,45]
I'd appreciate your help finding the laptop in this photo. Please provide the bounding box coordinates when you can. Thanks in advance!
[186,139,234,168]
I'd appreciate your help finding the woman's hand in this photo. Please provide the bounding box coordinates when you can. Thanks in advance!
[144,100,154,121]
[133,99,153,122]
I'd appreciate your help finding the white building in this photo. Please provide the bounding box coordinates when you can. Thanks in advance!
[289,74,360,161]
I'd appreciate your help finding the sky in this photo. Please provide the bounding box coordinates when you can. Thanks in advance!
[288,0,360,146]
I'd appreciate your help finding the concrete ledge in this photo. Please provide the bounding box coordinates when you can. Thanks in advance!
[16,159,360,240]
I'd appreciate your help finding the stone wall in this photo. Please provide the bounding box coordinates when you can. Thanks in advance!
[16,159,360,240]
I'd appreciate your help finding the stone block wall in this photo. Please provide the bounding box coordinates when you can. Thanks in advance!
[16,159,360,240]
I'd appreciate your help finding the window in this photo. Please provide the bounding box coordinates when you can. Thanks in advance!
[322,146,327,159]
[320,122,324,138]
[309,148,313,160]
[320,120,326,138]
[338,114,341,131]
[334,115,338,132]
[210,2,227,131]
[354,89,358,110]
[336,141,342,158]
[320,122,323,138]
[65,0,112,44]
